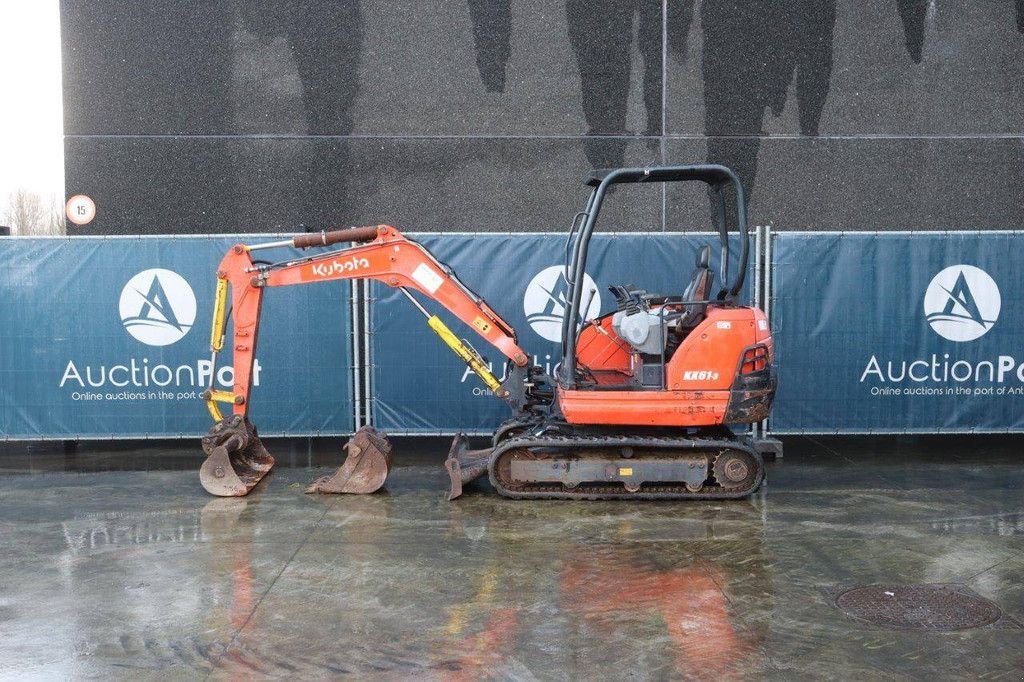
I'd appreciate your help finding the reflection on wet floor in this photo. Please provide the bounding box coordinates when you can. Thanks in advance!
[0,436,1022,678]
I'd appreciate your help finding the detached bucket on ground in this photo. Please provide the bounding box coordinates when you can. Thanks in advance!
[306,426,393,494]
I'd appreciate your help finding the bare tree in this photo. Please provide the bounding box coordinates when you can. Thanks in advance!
[2,188,65,235]
[48,199,66,235]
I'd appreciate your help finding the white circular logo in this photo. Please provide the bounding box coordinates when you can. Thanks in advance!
[923,265,1000,342]
[523,266,601,342]
[65,195,96,226]
[119,269,197,346]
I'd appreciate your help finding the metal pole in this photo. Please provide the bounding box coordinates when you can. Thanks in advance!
[754,225,762,310]
[762,224,773,437]
[363,279,373,427]
[350,276,362,430]
[753,224,763,439]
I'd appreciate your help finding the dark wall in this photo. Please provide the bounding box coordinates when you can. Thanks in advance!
[61,0,1024,234]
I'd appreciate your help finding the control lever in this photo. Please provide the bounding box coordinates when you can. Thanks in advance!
[577,286,597,336]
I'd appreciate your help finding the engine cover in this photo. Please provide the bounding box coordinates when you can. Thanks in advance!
[612,310,666,355]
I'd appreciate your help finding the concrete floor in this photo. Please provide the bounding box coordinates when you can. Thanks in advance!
[0,435,1022,680]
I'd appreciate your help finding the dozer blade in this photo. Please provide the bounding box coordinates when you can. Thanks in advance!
[305,426,392,494]
[444,433,492,501]
[200,415,275,497]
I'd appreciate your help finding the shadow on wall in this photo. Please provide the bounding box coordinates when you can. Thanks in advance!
[62,0,365,231]
[234,2,364,231]
[565,0,663,169]
[468,0,512,93]
[671,0,838,201]
[896,0,931,62]
[237,2,362,135]
[898,0,1024,62]
[468,0,840,194]
[63,0,363,136]
[672,0,1023,202]
[468,0,662,170]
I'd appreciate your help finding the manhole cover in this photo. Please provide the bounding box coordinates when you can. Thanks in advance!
[835,584,1003,631]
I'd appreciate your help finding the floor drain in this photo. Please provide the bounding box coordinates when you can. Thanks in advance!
[835,583,1003,631]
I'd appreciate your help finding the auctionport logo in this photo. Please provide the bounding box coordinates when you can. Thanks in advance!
[118,269,197,346]
[860,263,1024,394]
[923,265,1000,342]
[523,266,601,342]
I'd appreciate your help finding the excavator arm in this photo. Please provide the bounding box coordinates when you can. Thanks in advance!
[198,224,533,497]
[202,224,530,423]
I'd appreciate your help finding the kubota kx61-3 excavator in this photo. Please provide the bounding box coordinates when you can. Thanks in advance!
[198,165,777,500]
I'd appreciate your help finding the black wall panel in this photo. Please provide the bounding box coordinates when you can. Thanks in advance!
[62,1,1024,234]
[65,136,664,233]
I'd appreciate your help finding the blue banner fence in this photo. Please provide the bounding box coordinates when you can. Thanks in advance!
[0,235,354,439]
[2,230,1022,440]
[765,230,1024,434]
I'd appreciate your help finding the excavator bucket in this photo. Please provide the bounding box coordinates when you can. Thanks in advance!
[305,426,392,494]
[445,433,493,501]
[200,415,275,497]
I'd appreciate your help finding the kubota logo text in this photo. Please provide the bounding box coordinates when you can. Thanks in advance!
[523,266,601,342]
[119,269,196,346]
[312,257,370,278]
[923,265,1000,342]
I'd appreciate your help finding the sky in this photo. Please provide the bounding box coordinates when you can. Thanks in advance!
[0,1,64,200]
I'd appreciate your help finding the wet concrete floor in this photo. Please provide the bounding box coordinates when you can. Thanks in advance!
[0,435,1022,680]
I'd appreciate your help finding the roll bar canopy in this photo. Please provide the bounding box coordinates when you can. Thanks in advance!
[584,165,742,188]
[561,164,750,388]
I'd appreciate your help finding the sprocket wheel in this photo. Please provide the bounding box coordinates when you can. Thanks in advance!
[712,450,757,490]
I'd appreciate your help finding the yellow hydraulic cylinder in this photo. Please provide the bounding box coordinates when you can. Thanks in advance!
[204,277,231,422]
[427,315,507,397]
[210,277,229,352]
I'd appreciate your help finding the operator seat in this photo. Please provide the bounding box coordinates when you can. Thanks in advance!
[675,245,713,332]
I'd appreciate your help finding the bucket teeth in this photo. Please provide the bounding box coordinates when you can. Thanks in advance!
[305,426,392,494]
[444,433,492,501]
[199,415,275,497]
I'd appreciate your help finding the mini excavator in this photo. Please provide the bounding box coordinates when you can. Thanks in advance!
[198,165,777,500]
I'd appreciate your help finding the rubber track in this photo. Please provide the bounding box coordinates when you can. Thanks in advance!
[488,434,764,500]
[491,417,534,447]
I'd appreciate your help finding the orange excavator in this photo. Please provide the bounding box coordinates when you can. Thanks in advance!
[198,165,778,500]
